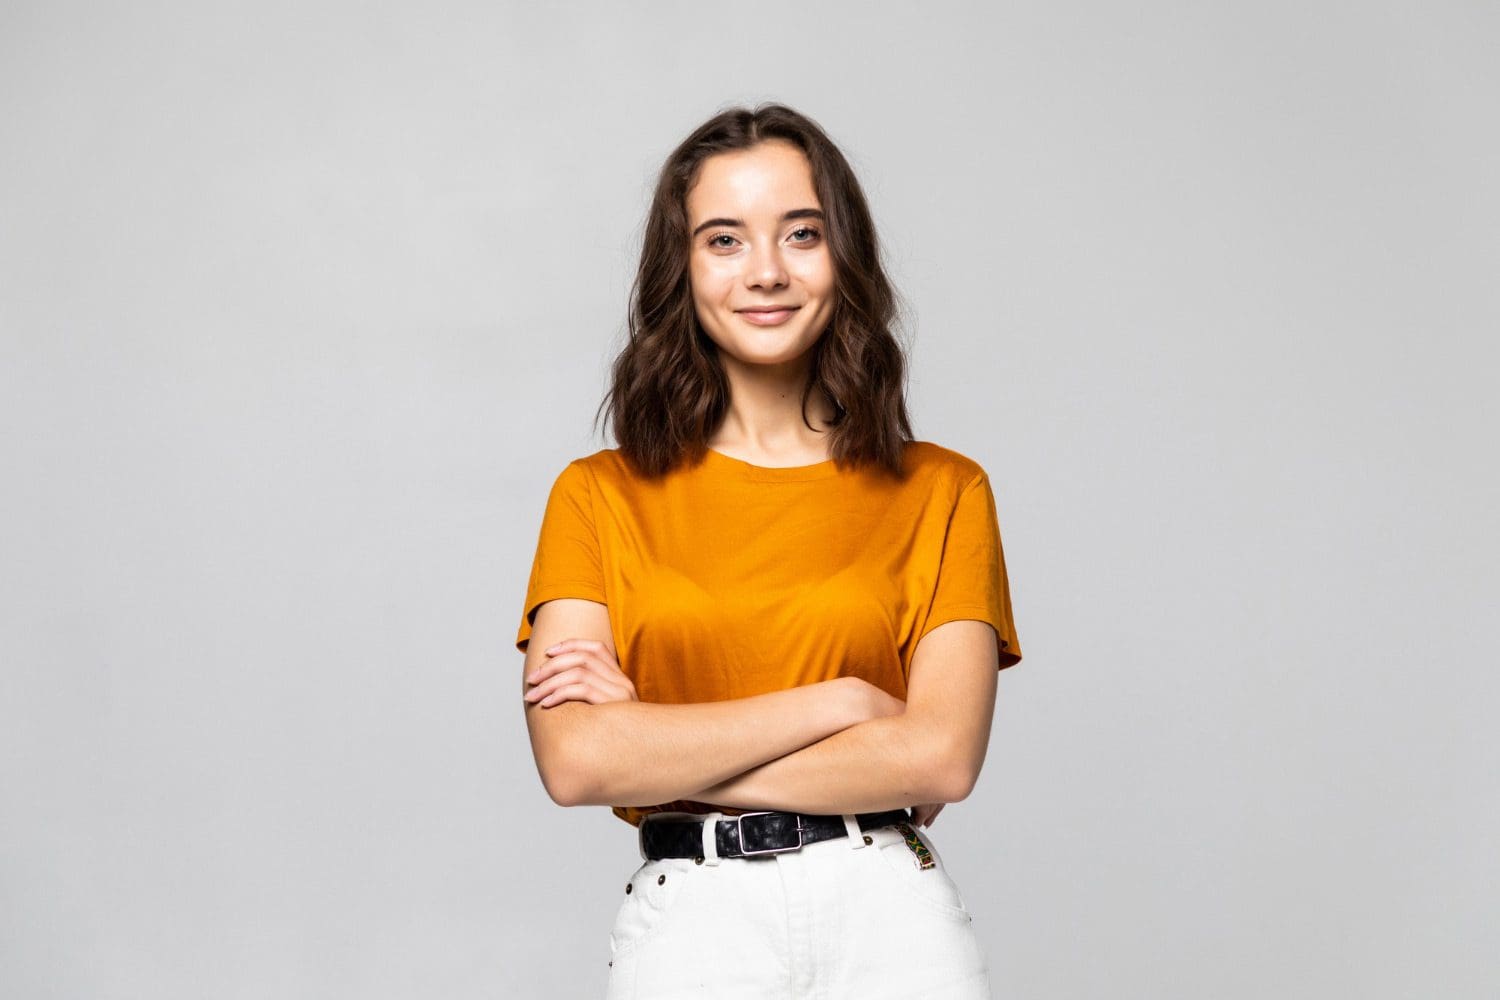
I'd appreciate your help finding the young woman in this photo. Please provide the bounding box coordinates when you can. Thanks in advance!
[516,103,1023,998]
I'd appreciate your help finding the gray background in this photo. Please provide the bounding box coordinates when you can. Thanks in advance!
[2,1,1495,997]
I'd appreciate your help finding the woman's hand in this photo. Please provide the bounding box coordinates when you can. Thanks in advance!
[523,638,638,707]
[909,802,946,828]
[842,676,907,723]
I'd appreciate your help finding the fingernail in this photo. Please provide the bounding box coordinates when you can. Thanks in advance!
[545,643,563,654]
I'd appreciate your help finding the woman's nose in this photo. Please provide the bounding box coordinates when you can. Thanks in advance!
[744,243,789,289]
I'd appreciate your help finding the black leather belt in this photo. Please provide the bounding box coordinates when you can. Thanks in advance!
[638,808,912,861]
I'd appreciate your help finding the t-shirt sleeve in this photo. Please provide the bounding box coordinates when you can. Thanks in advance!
[514,460,607,654]
[920,471,1023,669]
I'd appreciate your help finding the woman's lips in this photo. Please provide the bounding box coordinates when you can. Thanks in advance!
[737,307,799,326]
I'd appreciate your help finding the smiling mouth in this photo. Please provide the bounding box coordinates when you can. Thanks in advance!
[736,307,800,325]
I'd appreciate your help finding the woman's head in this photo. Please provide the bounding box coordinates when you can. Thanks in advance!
[598,102,913,478]
[684,138,836,389]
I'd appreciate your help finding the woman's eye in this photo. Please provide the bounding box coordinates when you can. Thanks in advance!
[706,228,820,250]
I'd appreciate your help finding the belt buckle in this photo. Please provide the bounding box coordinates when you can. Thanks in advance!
[735,811,804,856]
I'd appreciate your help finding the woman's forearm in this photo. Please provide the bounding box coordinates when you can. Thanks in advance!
[529,677,873,807]
[687,713,964,815]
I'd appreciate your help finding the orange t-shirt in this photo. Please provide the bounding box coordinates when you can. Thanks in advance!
[515,440,1022,827]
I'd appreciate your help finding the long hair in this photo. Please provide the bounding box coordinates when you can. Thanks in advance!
[594,102,914,479]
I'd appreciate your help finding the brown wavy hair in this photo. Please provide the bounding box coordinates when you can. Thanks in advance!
[593,102,915,479]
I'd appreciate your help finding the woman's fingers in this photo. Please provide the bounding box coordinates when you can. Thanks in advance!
[544,638,621,672]
[526,642,638,704]
[525,665,611,704]
[910,802,947,828]
[527,641,628,685]
[528,671,611,707]
[524,651,574,686]
[525,649,606,687]
[524,663,635,707]
[538,681,598,707]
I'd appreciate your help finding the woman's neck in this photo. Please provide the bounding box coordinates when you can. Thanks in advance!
[709,381,838,464]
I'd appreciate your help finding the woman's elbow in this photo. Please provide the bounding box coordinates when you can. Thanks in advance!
[938,763,979,804]
[541,751,623,807]
[529,708,604,807]
[538,762,588,807]
[926,735,983,803]
[892,713,974,804]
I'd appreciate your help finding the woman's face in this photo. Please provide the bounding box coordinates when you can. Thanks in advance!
[685,140,836,374]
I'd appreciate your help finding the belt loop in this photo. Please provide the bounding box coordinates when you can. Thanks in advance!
[699,812,724,867]
[842,813,867,849]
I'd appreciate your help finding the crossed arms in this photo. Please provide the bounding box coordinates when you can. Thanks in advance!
[520,597,1000,819]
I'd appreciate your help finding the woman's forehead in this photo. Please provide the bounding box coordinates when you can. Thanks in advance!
[686,143,820,225]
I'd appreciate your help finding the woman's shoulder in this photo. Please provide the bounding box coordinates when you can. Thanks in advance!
[564,447,619,471]
[902,439,989,486]
[554,447,637,488]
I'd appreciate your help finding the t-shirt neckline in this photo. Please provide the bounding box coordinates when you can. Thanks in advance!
[700,447,841,482]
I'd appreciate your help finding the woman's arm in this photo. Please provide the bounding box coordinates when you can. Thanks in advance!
[689,714,952,815]
[689,619,1001,814]
[522,598,894,807]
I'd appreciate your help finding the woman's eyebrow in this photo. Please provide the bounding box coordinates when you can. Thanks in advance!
[690,207,825,238]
